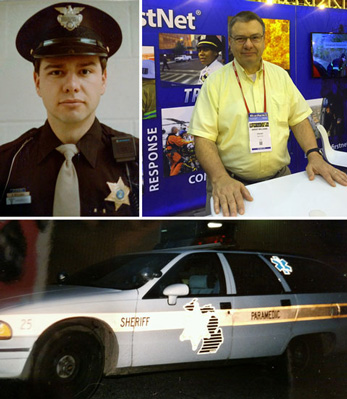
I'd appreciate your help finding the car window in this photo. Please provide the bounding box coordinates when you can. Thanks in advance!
[224,253,284,296]
[63,253,177,290]
[264,255,347,294]
[144,252,226,299]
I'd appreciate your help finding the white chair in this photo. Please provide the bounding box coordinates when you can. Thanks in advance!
[316,123,347,167]
[210,196,218,217]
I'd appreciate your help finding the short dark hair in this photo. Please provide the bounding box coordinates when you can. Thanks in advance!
[33,56,108,74]
[229,11,265,36]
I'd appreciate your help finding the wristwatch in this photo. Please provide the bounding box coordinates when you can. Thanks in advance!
[306,147,323,157]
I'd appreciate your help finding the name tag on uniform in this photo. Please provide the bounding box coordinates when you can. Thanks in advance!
[6,188,31,205]
[249,112,272,153]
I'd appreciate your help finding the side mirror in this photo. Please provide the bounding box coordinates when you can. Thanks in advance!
[139,269,162,282]
[163,283,189,305]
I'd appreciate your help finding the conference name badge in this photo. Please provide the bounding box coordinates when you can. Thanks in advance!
[105,178,130,211]
[248,112,272,153]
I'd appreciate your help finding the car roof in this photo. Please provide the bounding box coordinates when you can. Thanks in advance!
[138,244,324,263]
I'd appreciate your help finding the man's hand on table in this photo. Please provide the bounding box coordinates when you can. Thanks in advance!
[306,152,347,187]
[212,174,253,217]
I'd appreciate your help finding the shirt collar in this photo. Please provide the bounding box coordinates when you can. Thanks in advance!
[233,58,264,79]
[37,121,62,164]
[207,59,220,69]
[37,118,102,168]
[76,118,102,168]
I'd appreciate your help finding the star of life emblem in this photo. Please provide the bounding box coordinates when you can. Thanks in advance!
[55,6,85,31]
[180,298,224,355]
[270,256,293,275]
[105,177,130,211]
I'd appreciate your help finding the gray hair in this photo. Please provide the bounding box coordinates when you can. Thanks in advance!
[229,11,265,36]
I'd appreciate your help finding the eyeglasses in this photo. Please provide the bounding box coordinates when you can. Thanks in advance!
[231,34,264,45]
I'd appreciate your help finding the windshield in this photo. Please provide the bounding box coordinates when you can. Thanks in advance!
[62,253,177,290]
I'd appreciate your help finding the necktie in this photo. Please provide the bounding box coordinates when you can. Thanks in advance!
[53,144,80,216]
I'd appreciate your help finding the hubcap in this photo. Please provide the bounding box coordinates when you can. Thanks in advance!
[56,355,77,378]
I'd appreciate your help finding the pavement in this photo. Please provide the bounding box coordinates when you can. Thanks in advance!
[93,353,347,399]
[2,353,346,399]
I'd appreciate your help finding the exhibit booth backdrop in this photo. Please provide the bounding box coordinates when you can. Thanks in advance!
[142,0,347,216]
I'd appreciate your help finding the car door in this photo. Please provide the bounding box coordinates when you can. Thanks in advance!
[131,252,233,367]
[222,252,296,359]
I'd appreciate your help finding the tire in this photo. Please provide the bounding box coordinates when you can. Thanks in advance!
[286,335,322,381]
[29,326,104,399]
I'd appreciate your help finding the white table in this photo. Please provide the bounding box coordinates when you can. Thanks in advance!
[210,171,347,218]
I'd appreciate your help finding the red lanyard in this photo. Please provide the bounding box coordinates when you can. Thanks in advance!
[232,61,267,114]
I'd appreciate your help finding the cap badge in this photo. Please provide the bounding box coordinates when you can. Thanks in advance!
[55,6,85,31]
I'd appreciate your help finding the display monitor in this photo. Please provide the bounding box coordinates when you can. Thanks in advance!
[311,32,347,78]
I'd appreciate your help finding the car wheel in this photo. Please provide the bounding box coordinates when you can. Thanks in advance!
[286,335,322,380]
[30,326,104,399]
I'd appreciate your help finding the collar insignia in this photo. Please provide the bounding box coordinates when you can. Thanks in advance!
[55,6,85,31]
[105,178,130,211]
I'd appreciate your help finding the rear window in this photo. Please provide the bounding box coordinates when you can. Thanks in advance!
[264,255,347,293]
[224,253,284,296]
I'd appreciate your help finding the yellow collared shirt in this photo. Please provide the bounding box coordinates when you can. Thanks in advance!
[189,59,312,180]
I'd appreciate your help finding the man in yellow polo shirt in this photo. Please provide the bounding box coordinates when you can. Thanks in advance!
[189,11,347,216]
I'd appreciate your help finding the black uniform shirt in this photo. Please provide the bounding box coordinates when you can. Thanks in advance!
[0,118,139,216]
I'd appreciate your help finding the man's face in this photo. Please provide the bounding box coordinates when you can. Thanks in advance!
[198,46,218,66]
[229,20,265,73]
[33,55,107,128]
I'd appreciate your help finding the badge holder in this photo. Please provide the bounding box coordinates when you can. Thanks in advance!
[249,112,272,153]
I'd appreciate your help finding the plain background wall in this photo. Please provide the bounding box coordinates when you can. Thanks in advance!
[0,0,139,145]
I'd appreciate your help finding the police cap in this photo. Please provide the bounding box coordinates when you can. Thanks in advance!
[16,3,122,62]
[197,35,223,52]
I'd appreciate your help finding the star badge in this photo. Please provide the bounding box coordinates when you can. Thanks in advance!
[105,178,130,211]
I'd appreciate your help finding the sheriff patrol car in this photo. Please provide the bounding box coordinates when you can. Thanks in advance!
[1,248,347,398]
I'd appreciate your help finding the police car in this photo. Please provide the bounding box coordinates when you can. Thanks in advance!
[174,54,192,62]
[1,248,347,398]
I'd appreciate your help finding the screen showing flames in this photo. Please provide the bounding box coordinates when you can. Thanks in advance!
[263,18,290,71]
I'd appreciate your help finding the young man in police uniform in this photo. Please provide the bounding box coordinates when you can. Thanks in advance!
[0,3,139,217]
[197,35,224,84]
[189,11,347,217]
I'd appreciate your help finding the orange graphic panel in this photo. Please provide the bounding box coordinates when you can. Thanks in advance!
[263,18,290,70]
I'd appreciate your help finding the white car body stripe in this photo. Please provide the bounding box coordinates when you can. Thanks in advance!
[2,303,347,338]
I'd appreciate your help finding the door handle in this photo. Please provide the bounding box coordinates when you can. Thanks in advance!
[220,302,232,309]
[281,299,291,307]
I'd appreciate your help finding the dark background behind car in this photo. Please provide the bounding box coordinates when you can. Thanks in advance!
[1,220,346,297]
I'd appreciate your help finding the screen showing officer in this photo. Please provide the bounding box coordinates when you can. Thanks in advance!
[197,35,224,84]
[0,2,139,217]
